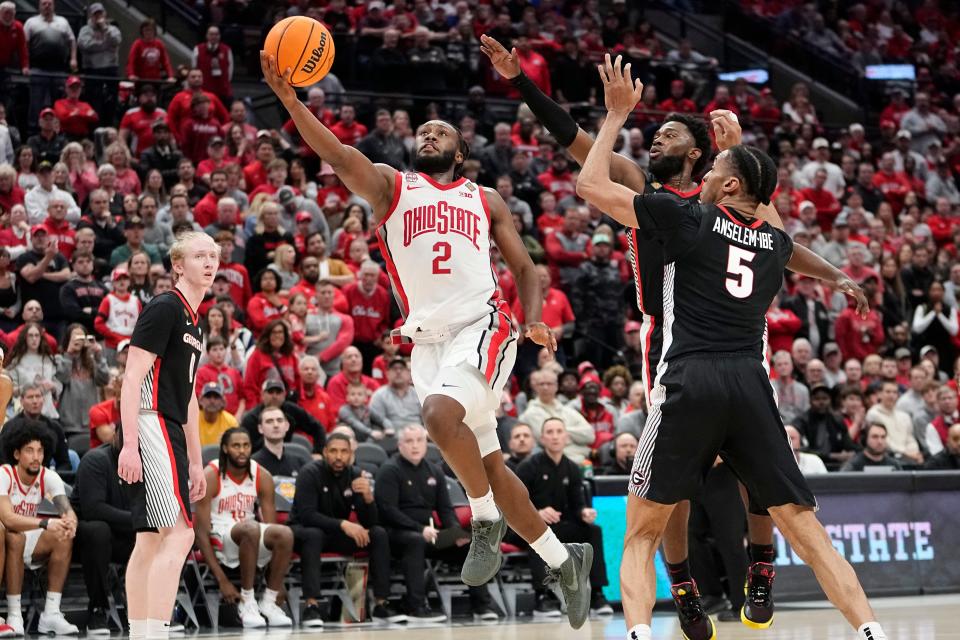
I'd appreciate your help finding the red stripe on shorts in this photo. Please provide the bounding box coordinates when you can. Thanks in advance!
[483,301,511,383]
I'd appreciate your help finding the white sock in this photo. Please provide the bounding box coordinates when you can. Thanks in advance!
[146,618,169,639]
[468,487,500,522]
[261,588,278,605]
[530,528,569,569]
[43,592,62,616]
[627,623,652,640]
[858,622,887,640]
[240,588,255,603]
[129,619,147,640]
[6,595,20,617]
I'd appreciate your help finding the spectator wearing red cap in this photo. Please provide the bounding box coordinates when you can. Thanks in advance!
[126,18,173,81]
[750,88,782,135]
[94,266,141,357]
[657,79,697,114]
[27,108,66,165]
[567,374,615,450]
[51,76,97,139]
[191,25,233,107]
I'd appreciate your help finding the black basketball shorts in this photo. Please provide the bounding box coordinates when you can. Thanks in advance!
[629,354,817,512]
[123,412,192,531]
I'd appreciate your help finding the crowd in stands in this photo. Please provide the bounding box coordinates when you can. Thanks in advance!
[0,0,957,632]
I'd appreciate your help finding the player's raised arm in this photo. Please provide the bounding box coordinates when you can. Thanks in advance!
[577,55,646,227]
[487,187,556,351]
[480,35,646,192]
[260,52,395,216]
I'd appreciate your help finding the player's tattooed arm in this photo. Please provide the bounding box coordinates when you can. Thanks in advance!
[577,55,646,227]
[480,34,646,192]
[52,495,73,517]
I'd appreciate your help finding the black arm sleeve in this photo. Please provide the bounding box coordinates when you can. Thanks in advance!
[374,465,423,531]
[510,73,578,147]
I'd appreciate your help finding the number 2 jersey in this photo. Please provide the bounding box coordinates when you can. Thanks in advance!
[626,179,702,393]
[632,193,793,366]
[376,171,505,335]
[130,289,203,425]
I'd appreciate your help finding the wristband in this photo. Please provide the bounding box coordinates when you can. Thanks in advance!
[39,519,47,530]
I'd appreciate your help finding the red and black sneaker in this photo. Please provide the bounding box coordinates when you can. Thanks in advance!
[670,581,717,640]
[741,562,776,629]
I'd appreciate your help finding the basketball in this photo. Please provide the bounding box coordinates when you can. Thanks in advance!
[263,16,335,87]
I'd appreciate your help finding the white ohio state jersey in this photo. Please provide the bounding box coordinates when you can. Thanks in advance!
[0,465,65,518]
[209,460,260,528]
[376,171,501,333]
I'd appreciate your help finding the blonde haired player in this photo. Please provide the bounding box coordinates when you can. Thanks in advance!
[117,231,220,640]
[261,52,593,628]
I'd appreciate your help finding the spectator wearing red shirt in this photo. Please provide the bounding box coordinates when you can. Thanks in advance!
[840,244,880,286]
[0,4,29,75]
[166,68,228,138]
[536,191,564,236]
[570,375,616,450]
[297,355,336,431]
[248,158,289,201]
[38,199,76,260]
[328,104,368,146]
[246,269,288,335]
[702,84,740,117]
[326,345,381,413]
[884,24,913,60]
[191,25,233,106]
[537,153,576,201]
[52,76,97,139]
[241,319,301,407]
[800,168,842,229]
[512,34,550,97]
[194,335,244,416]
[750,88,782,135]
[242,138,276,192]
[125,18,173,81]
[929,385,959,445]
[195,136,237,181]
[836,277,885,362]
[343,260,391,371]
[193,169,228,228]
[879,90,910,129]
[872,151,913,214]
[766,296,802,354]
[88,395,119,448]
[118,84,167,156]
[658,80,698,114]
[0,164,25,212]
[213,230,252,309]
[177,94,222,164]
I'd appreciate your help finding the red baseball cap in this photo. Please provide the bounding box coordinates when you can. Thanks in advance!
[624,321,642,333]
[30,224,48,235]
[66,75,82,87]
[295,211,312,223]
[577,361,596,376]
[39,108,56,119]
[579,373,601,390]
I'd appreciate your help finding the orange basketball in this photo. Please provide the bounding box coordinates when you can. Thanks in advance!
[263,16,335,87]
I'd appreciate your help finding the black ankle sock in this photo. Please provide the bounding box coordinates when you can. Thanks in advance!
[666,559,692,585]
[750,543,775,564]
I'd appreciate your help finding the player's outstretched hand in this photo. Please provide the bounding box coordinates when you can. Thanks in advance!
[259,51,297,107]
[479,34,521,80]
[188,462,206,502]
[525,322,558,352]
[117,444,142,484]
[836,276,870,318]
[597,54,643,117]
[710,109,741,151]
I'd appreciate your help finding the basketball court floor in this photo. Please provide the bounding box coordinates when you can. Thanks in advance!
[197,594,958,639]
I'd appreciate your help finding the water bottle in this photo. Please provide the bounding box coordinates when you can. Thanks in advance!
[581,459,594,479]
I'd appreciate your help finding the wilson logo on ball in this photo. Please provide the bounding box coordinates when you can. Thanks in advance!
[301,33,328,74]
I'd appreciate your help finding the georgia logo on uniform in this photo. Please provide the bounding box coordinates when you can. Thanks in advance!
[631,470,644,486]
